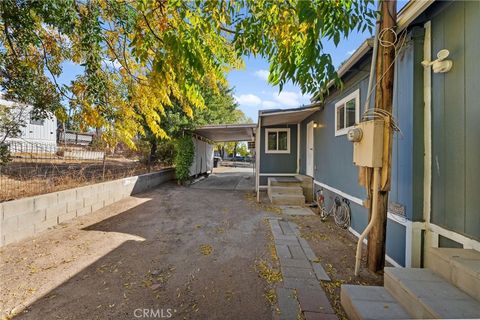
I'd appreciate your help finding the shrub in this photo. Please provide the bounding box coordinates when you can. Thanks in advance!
[174,136,194,183]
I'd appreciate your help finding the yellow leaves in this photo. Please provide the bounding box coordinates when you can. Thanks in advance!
[199,244,213,255]
[255,260,282,284]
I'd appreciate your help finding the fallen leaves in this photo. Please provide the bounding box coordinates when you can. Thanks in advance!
[199,244,213,256]
[255,260,282,284]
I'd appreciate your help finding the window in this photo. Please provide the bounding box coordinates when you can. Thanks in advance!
[335,89,360,136]
[265,128,290,154]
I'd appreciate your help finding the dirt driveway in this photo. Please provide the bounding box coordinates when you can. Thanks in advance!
[0,170,274,319]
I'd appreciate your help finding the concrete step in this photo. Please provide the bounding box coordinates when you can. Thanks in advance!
[270,193,305,206]
[341,285,411,320]
[425,247,480,301]
[384,267,480,319]
[268,186,304,196]
[268,177,302,188]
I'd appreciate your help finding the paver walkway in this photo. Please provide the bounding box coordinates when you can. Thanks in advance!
[267,217,338,320]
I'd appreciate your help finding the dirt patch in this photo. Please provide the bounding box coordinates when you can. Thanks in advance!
[0,183,274,319]
[290,212,385,320]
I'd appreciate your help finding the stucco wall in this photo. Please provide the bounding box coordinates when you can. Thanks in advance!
[0,169,174,247]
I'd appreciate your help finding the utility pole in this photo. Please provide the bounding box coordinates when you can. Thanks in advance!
[367,0,397,272]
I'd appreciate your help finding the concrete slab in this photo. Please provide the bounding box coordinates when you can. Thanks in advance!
[281,266,316,279]
[279,206,315,216]
[282,277,319,289]
[279,257,313,269]
[385,267,480,319]
[276,287,300,320]
[191,167,254,191]
[298,238,318,261]
[296,287,335,314]
[341,285,410,320]
[279,221,295,235]
[288,244,308,260]
[312,263,331,281]
[303,312,338,320]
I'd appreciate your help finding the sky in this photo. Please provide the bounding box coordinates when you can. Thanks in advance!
[228,29,371,122]
[56,1,409,123]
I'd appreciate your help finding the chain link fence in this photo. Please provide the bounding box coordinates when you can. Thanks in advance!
[0,141,168,202]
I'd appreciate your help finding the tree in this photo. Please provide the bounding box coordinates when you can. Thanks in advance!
[0,102,27,164]
[0,0,374,148]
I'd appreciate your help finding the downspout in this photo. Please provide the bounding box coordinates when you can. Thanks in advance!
[423,21,432,241]
[364,1,381,112]
[355,167,381,276]
[354,1,381,276]
[296,123,300,174]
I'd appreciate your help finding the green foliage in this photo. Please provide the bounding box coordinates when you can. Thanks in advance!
[173,136,194,183]
[0,0,374,147]
[0,104,26,163]
[0,143,11,165]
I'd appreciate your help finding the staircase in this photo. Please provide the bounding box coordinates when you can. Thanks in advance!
[341,247,480,319]
[267,177,305,206]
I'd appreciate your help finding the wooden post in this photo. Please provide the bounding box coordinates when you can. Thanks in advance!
[367,0,397,273]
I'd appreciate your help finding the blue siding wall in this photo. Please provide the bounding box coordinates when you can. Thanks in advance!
[259,124,298,185]
[430,1,480,240]
[296,36,420,266]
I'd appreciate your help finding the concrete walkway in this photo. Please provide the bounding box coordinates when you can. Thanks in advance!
[191,166,254,191]
[268,217,338,320]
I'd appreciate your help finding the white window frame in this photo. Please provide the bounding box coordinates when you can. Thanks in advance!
[265,128,291,154]
[334,89,360,136]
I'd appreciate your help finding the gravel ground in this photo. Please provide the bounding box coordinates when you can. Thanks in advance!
[0,179,274,320]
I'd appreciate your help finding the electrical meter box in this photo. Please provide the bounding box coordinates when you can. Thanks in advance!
[352,119,384,168]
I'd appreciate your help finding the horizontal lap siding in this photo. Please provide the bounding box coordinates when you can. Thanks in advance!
[431,1,480,240]
[259,124,298,174]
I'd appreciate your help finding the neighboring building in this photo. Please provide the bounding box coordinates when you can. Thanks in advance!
[0,96,57,152]
[256,0,480,270]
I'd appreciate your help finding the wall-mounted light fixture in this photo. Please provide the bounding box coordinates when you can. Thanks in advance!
[313,122,319,128]
[421,49,453,73]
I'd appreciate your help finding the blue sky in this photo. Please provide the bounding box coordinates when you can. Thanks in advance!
[228,29,371,122]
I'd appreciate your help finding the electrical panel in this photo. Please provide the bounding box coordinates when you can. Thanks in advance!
[351,119,384,168]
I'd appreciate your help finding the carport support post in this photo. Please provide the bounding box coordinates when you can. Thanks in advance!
[367,0,397,273]
[256,117,261,202]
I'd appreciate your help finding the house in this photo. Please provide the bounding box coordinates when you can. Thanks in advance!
[255,1,480,318]
[0,96,57,152]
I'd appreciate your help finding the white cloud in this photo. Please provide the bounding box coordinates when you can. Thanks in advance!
[234,94,262,107]
[254,69,270,81]
[273,91,304,108]
[347,49,355,56]
[261,100,279,109]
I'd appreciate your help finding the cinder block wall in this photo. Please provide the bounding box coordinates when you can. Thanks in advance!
[0,168,174,247]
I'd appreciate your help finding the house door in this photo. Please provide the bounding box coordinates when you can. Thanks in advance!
[306,121,314,177]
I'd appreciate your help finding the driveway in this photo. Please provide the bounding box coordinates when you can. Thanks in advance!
[0,174,273,319]
[191,167,254,191]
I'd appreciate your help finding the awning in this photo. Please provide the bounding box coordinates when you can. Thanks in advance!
[259,104,321,126]
[194,124,256,142]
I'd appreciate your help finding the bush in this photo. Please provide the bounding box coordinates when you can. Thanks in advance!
[0,143,11,165]
[174,136,194,183]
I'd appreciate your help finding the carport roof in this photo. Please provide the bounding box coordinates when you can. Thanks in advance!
[194,124,256,142]
[259,104,321,126]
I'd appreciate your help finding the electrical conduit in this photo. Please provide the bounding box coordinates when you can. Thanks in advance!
[355,167,380,276]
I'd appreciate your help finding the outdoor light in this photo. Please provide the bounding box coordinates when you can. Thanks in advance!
[313,122,319,128]
[421,49,453,73]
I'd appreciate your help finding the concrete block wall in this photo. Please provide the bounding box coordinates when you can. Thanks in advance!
[0,168,174,247]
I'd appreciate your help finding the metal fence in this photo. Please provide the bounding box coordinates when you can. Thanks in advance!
[0,141,166,202]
